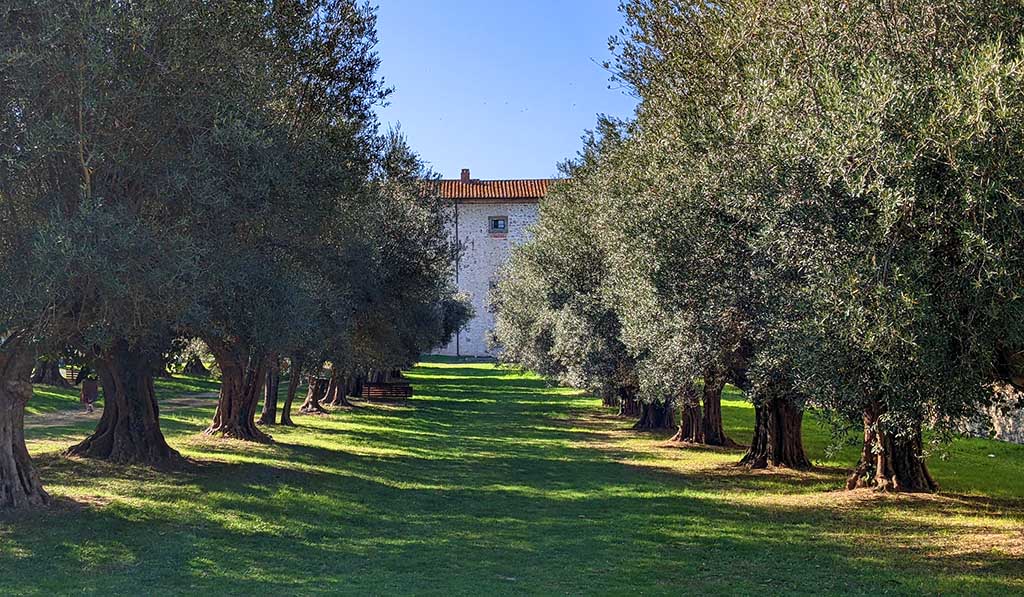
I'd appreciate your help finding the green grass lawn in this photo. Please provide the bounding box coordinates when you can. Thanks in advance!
[26,375,221,416]
[2,359,1022,596]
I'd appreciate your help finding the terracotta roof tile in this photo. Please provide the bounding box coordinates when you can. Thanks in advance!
[433,178,554,201]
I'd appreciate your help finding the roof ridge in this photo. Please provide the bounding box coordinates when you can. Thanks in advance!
[431,178,554,200]
[437,177,558,182]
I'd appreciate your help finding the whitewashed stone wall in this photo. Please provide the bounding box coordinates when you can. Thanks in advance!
[434,200,539,357]
[967,404,1024,444]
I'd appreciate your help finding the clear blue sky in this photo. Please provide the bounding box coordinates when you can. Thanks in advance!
[374,1,637,180]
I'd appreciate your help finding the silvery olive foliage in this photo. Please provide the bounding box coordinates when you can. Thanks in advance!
[494,0,1024,455]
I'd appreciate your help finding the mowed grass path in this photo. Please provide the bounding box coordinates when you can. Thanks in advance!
[2,359,1023,596]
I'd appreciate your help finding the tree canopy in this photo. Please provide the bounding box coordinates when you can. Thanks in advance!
[0,0,462,506]
[492,0,1024,492]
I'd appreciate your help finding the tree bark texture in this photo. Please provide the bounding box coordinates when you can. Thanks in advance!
[257,357,281,425]
[67,340,181,466]
[617,386,641,418]
[325,372,354,407]
[670,383,702,442]
[701,370,737,447]
[0,338,49,509]
[633,399,676,431]
[738,395,810,469]
[279,357,302,426]
[846,403,937,493]
[671,401,703,443]
[204,340,270,443]
[299,376,329,414]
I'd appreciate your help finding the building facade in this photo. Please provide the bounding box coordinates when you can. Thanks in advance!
[433,169,551,357]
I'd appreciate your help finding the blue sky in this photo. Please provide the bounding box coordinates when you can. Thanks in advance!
[374,1,637,180]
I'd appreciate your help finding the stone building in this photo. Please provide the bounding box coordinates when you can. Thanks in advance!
[433,169,551,357]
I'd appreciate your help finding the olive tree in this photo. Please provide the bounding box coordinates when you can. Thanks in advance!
[0,1,264,468]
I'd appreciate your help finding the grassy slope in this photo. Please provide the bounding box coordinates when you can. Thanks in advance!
[1,360,1021,596]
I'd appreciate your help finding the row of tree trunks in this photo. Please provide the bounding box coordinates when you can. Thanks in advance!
[846,402,937,492]
[738,395,811,470]
[67,340,181,466]
[668,373,738,447]
[257,357,281,425]
[204,340,270,443]
[632,399,676,431]
[0,336,49,509]
[30,358,70,388]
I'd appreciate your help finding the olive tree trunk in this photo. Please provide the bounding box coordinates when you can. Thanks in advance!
[671,403,704,442]
[299,376,329,414]
[257,357,281,425]
[67,340,181,466]
[326,372,354,407]
[846,402,937,493]
[279,356,302,426]
[670,384,702,442]
[204,340,270,443]
[31,358,70,387]
[700,370,737,447]
[738,395,810,469]
[617,386,641,418]
[633,399,676,431]
[183,355,210,377]
[0,337,49,509]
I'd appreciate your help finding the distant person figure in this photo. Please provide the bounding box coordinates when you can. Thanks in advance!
[80,377,99,414]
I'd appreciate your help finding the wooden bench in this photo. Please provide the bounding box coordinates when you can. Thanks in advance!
[362,381,413,402]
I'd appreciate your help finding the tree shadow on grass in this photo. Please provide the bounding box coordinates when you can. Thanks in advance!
[10,435,1022,596]
[6,359,1023,595]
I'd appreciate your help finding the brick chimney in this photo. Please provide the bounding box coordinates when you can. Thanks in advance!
[460,168,470,183]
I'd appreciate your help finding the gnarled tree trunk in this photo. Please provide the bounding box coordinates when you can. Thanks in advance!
[738,395,810,469]
[67,340,181,466]
[0,337,49,509]
[671,383,702,442]
[205,340,270,443]
[617,386,641,418]
[257,356,280,425]
[671,402,704,442]
[183,355,210,377]
[326,372,354,407]
[299,376,329,414]
[30,358,69,388]
[633,399,676,431]
[846,403,937,493]
[701,370,737,447]
[279,357,302,426]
